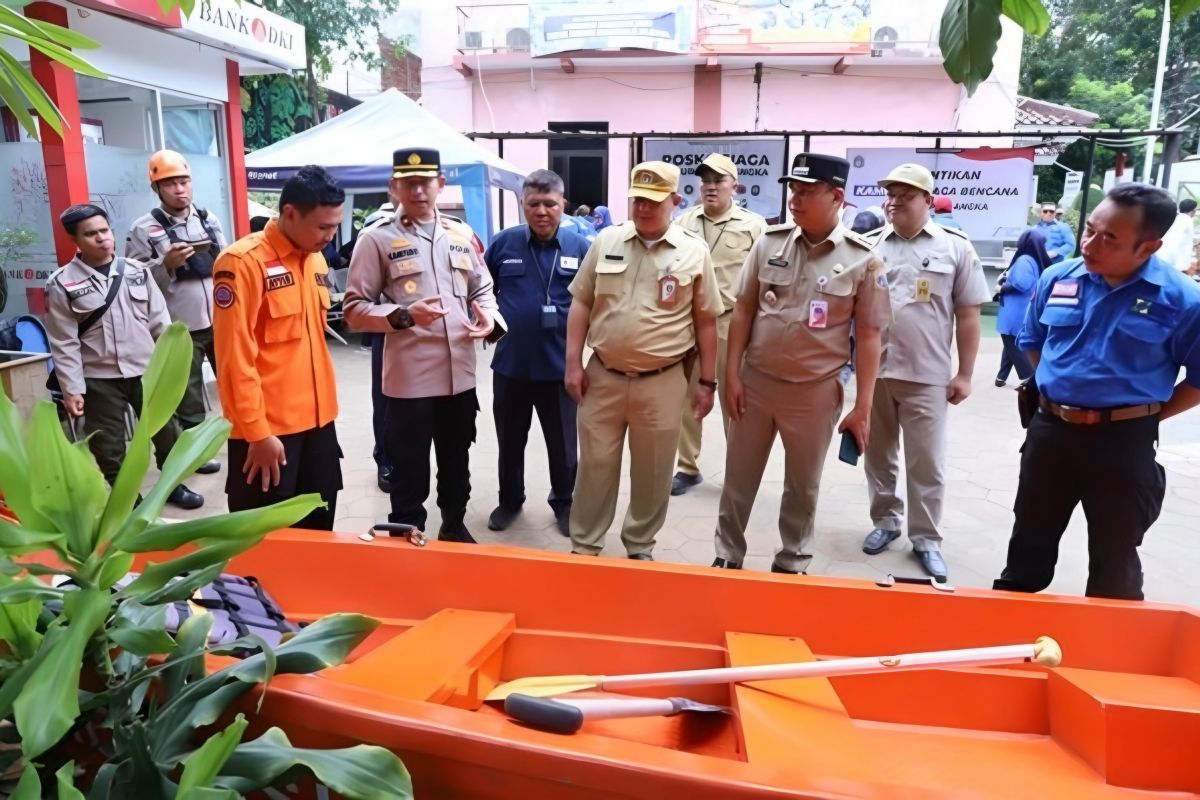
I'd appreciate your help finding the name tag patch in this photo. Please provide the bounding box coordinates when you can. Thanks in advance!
[1051,281,1079,297]
[388,247,420,261]
[560,256,579,271]
[315,272,328,287]
[502,258,523,264]
[265,273,295,291]
[214,270,236,280]
[67,285,96,301]
[809,299,828,328]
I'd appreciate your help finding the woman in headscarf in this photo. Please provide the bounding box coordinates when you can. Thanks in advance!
[995,228,1052,386]
[590,205,613,231]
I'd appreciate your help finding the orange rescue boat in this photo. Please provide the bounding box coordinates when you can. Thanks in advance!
[208,530,1200,799]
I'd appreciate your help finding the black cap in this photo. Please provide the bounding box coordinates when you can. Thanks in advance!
[778,153,850,188]
[392,148,440,179]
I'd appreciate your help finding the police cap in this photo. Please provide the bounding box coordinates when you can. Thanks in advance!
[779,153,849,188]
[393,148,440,179]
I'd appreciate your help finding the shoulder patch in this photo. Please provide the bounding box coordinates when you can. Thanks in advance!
[861,226,886,244]
[843,229,873,249]
[764,222,796,234]
[224,234,262,257]
[942,225,971,240]
[213,282,236,309]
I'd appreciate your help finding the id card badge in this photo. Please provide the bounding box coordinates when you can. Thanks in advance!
[915,278,932,303]
[541,304,558,330]
[658,274,680,308]
[808,299,829,329]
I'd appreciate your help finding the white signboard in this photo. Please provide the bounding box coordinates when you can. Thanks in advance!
[643,137,786,223]
[182,0,306,71]
[845,147,1036,241]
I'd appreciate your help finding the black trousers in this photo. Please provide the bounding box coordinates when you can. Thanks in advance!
[993,411,1165,600]
[385,389,478,530]
[177,326,216,429]
[493,373,577,514]
[226,423,343,531]
[996,333,1034,383]
[84,376,180,484]
[368,334,392,472]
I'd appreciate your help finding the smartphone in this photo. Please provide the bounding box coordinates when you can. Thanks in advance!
[838,430,860,466]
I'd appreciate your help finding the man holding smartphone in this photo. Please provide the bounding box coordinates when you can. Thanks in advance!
[127,149,227,474]
[711,153,890,574]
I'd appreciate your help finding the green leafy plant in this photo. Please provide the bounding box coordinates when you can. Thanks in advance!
[0,224,36,315]
[0,323,413,798]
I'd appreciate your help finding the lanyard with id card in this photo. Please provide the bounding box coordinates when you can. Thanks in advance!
[530,243,560,330]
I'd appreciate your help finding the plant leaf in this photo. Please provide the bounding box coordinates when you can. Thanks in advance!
[177,714,248,797]
[0,579,44,659]
[163,611,213,700]
[0,625,61,719]
[124,494,325,553]
[14,589,110,758]
[134,562,225,606]
[0,47,64,133]
[1172,0,1200,18]
[98,323,193,543]
[96,551,135,591]
[0,517,67,557]
[1001,0,1051,35]
[26,402,106,560]
[123,538,258,597]
[939,0,1004,95]
[216,727,412,798]
[110,626,176,657]
[55,761,85,800]
[110,415,230,549]
[11,761,41,800]
[0,378,52,530]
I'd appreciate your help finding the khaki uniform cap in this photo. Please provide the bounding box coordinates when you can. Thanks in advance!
[698,153,738,180]
[879,163,935,194]
[629,161,680,202]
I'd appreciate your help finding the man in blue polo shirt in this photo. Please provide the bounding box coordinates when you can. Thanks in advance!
[994,184,1200,600]
[485,169,592,535]
[1035,202,1076,263]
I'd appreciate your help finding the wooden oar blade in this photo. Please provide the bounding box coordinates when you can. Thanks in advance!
[486,674,602,701]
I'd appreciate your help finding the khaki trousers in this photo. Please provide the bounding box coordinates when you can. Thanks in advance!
[865,378,948,551]
[714,365,843,572]
[676,312,731,475]
[570,358,688,556]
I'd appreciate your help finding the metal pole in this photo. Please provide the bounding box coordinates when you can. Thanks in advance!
[779,134,790,223]
[498,137,506,230]
[1143,0,1171,184]
[1075,135,1098,251]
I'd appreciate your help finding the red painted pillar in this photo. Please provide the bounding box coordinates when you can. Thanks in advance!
[225,59,250,239]
[27,2,89,266]
[693,65,722,133]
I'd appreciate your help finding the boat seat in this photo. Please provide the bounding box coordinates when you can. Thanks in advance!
[329,607,515,710]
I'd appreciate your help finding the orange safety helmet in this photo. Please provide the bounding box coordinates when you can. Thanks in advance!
[148,149,191,185]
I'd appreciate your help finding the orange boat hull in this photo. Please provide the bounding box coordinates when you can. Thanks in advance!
[192,531,1200,799]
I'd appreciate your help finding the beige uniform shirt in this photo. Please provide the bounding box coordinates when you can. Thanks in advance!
[344,212,503,400]
[125,207,227,332]
[44,256,170,395]
[569,221,723,373]
[674,203,766,312]
[870,220,990,386]
[738,223,891,383]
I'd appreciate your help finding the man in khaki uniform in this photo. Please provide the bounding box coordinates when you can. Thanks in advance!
[45,204,203,508]
[713,154,890,574]
[670,153,766,496]
[565,161,723,560]
[862,164,990,580]
[126,150,227,474]
[344,147,504,543]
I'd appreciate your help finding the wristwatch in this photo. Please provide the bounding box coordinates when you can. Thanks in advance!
[698,377,718,390]
[389,306,414,330]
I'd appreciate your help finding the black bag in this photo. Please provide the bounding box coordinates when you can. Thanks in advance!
[150,207,219,281]
[0,318,19,351]
[1016,375,1040,429]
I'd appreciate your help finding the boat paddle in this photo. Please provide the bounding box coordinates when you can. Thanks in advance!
[486,636,1062,701]
[505,694,729,734]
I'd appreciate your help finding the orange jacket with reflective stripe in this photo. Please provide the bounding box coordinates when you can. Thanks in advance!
[212,220,338,441]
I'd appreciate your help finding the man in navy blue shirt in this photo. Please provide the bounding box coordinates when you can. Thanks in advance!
[994,184,1200,600]
[1035,202,1076,263]
[485,169,592,535]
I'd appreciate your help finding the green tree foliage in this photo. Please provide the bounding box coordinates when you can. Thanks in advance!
[241,74,314,151]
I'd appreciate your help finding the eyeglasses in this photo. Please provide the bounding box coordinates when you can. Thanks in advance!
[1041,209,1056,214]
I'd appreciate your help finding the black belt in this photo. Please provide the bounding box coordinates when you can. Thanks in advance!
[1038,397,1162,425]
[595,355,682,379]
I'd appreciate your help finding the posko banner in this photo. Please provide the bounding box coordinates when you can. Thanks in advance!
[643,137,787,223]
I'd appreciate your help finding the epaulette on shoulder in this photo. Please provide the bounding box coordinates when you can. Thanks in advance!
[942,225,970,239]
[224,233,262,257]
[440,213,470,229]
[843,229,873,249]
[676,225,705,241]
[861,226,886,244]
[764,221,795,234]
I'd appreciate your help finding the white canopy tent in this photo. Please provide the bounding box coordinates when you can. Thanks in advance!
[244,88,525,241]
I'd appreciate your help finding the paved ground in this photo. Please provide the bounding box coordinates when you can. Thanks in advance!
[173,330,1200,607]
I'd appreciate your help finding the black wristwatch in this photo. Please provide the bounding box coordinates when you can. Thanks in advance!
[698,377,718,390]
[389,306,414,330]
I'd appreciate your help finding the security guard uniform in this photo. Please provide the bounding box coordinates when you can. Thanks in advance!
[672,153,766,485]
[865,212,989,561]
[343,148,504,537]
[568,186,723,557]
[212,219,341,530]
[44,255,181,483]
[714,154,891,573]
[126,151,228,430]
[485,221,591,527]
[994,254,1200,600]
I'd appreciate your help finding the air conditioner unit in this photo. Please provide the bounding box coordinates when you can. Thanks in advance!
[462,30,483,49]
[506,27,531,52]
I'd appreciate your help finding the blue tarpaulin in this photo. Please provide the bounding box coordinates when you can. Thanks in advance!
[244,89,524,241]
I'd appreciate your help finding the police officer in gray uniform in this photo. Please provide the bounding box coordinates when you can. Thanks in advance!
[46,204,204,508]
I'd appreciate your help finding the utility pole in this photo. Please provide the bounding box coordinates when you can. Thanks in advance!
[1143,0,1171,185]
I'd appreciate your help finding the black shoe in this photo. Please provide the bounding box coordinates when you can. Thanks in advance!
[377,466,394,494]
[553,507,571,537]
[437,523,476,544]
[195,460,221,475]
[166,484,203,510]
[487,505,521,531]
[770,563,806,575]
[994,378,1007,387]
[670,471,702,496]
[916,549,949,581]
[862,528,901,555]
[711,557,741,569]
[628,553,654,561]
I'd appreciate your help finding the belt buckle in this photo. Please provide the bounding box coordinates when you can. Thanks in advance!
[623,370,639,379]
